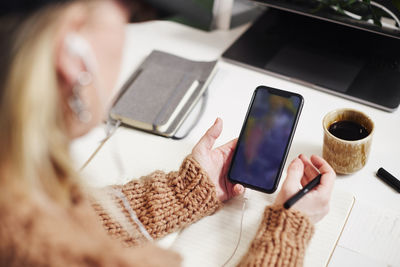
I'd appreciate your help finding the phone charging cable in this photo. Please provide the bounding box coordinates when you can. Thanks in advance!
[221,189,249,267]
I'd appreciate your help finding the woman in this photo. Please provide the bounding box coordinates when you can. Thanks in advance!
[0,0,336,266]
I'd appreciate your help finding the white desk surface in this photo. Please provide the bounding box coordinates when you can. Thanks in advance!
[71,20,400,267]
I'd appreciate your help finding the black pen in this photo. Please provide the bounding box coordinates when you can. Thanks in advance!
[284,174,322,209]
[376,167,400,193]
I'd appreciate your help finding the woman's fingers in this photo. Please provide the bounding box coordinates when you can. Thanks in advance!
[282,158,304,195]
[217,138,238,158]
[220,180,244,201]
[310,155,336,195]
[233,184,244,196]
[298,154,319,186]
[310,154,335,175]
[275,154,336,224]
[193,118,223,153]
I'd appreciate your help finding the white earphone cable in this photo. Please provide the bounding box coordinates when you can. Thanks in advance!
[221,190,249,267]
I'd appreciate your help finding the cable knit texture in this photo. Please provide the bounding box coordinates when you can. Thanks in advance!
[93,155,222,246]
[238,205,314,267]
[0,156,314,266]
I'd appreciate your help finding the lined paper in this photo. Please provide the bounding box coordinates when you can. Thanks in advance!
[170,188,354,267]
[338,201,400,266]
[304,189,355,267]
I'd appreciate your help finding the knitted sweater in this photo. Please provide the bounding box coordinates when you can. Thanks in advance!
[0,156,314,267]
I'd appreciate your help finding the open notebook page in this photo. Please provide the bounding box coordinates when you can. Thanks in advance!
[338,200,400,266]
[170,188,354,267]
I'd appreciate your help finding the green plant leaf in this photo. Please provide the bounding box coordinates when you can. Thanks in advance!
[335,4,346,15]
[345,0,357,6]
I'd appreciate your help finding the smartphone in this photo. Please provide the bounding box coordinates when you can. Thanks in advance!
[228,86,304,193]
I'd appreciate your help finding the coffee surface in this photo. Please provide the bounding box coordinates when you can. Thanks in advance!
[328,120,369,141]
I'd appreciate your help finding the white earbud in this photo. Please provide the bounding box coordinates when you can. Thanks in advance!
[65,33,97,73]
[65,33,109,119]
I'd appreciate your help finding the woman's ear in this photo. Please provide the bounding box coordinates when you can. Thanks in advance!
[56,35,84,91]
[54,3,89,93]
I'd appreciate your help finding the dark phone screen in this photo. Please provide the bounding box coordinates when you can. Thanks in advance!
[229,88,302,191]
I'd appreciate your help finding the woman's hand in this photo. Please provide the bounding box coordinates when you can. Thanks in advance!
[192,118,244,202]
[274,154,336,224]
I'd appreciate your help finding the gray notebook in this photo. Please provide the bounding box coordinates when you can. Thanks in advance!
[110,50,217,137]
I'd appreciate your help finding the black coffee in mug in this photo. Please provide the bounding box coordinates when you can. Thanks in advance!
[328,120,369,141]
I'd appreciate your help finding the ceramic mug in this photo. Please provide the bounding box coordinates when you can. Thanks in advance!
[322,108,374,174]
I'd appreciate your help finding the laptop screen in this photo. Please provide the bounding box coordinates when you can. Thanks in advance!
[253,0,400,39]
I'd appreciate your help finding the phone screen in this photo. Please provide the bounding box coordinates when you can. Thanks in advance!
[228,86,303,193]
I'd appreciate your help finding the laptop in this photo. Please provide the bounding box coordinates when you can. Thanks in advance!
[223,6,400,112]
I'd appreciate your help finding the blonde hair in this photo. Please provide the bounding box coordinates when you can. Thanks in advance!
[0,2,152,244]
[0,3,79,205]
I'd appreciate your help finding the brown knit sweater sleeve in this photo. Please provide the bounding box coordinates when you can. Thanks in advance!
[94,155,222,246]
[238,205,314,267]
[0,157,315,267]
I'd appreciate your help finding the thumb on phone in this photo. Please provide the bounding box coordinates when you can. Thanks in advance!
[281,158,304,195]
